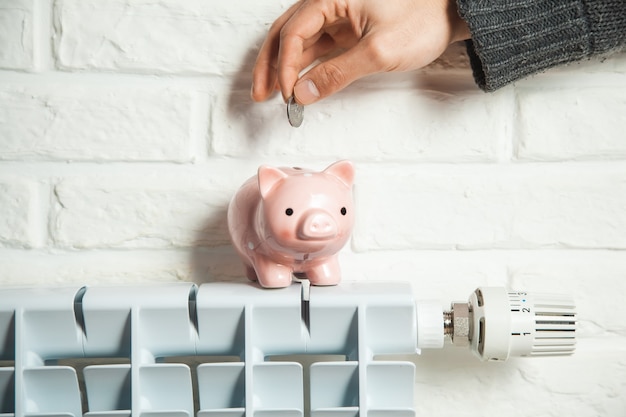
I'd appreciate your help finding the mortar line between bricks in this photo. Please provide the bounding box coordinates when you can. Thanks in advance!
[0,68,227,87]
[1,247,624,256]
[4,159,626,169]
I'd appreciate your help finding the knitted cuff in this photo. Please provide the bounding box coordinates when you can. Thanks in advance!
[583,0,626,53]
[457,0,592,91]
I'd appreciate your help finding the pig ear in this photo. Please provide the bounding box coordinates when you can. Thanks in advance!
[324,160,355,188]
[258,165,288,198]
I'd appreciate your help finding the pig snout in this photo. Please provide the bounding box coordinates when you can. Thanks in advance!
[298,210,338,240]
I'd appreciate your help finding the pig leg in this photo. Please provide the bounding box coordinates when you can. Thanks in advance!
[253,255,293,288]
[306,256,341,286]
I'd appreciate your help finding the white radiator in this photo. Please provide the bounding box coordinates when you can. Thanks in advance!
[0,281,575,417]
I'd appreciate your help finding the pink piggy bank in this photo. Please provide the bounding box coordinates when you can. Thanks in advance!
[227,160,355,288]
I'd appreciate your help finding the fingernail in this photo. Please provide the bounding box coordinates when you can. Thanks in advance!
[294,79,320,105]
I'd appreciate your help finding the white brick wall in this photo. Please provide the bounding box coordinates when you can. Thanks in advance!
[1,0,625,415]
[1,80,200,161]
[0,0,34,69]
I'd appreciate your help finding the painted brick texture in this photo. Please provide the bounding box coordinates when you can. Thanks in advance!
[212,76,511,162]
[0,0,625,416]
[516,86,626,160]
[51,171,233,248]
[0,82,198,161]
[0,177,39,248]
[53,0,278,75]
[0,0,34,70]
[354,164,626,250]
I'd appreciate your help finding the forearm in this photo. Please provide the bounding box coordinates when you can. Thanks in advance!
[457,0,626,91]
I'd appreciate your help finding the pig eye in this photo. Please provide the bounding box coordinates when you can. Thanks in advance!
[341,207,347,216]
[285,208,294,216]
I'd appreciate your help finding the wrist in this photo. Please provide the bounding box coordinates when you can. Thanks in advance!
[448,1,471,42]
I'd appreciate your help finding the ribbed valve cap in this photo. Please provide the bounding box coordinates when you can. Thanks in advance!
[469,287,576,361]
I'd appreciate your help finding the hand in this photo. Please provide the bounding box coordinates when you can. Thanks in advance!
[251,0,471,105]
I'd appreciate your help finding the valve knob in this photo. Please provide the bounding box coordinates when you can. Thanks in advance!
[468,287,576,361]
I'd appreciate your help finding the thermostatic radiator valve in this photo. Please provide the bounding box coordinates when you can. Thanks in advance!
[417,287,576,361]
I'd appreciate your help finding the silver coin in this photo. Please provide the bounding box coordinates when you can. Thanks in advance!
[287,96,304,127]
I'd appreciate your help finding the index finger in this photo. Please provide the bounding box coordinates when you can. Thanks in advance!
[252,2,302,102]
[277,1,343,101]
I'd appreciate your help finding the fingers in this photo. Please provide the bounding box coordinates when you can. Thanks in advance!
[293,37,381,105]
[251,54,278,103]
[253,0,354,102]
[251,35,280,102]
[251,2,302,102]
[254,0,466,104]
[276,2,333,102]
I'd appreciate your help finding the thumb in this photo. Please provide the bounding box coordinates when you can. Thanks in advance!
[293,42,379,105]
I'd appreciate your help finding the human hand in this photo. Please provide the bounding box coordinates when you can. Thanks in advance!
[251,0,471,105]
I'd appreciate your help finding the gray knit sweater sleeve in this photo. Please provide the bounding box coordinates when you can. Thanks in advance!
[456,0,626,91]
